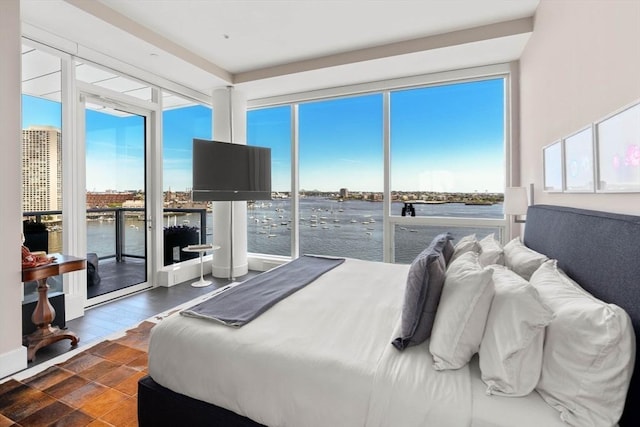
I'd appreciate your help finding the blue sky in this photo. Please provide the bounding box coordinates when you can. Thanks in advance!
[22,95,61,129]
[22,77,504,193]
[248,78,505,193]
[163,106,212,191]
[85,110,146,192]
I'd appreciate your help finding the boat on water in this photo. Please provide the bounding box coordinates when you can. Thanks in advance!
[464,201,493,205]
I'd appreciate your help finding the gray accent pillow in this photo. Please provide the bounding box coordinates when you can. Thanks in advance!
[443,239,454,265]
[392,232,453,350]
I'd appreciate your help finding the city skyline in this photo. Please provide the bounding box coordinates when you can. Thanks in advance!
[22,78,505,193]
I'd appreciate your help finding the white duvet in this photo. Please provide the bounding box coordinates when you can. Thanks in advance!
[148,258,565,427]
[148,258,471,426]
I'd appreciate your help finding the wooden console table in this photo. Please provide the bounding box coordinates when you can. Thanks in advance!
[22,254,86,362]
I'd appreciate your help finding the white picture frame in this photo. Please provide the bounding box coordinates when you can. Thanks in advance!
[595,101,640,192]
[543,140,563,192]
[563,126,595,193]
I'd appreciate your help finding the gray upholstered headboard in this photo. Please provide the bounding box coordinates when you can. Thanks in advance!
[523,204,640,426]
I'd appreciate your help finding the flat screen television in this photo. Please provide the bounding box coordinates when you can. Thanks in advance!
[192,139,272,201]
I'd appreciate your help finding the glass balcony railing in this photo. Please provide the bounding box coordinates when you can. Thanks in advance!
[22,207,209,263]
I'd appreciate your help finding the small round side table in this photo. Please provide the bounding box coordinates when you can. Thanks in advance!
[182,244,220,287]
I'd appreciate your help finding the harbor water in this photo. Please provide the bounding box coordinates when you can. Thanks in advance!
[47,198,503,264]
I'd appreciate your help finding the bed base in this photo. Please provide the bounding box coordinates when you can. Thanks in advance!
[138,374,265,427]
[138,204,640,426]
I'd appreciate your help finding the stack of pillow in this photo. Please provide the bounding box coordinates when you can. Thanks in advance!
[392,233,635,427]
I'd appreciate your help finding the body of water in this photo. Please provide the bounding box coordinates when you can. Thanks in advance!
[247,198,503,263]
[47,198,504,264]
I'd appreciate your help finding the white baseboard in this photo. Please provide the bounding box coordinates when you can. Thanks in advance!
[0,346,27,380]
[157,255,212,287]
[157,253,290,286]
[247,253,289,271]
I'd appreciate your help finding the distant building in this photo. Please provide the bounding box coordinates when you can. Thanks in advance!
[340,188,349,199]
[122,200,145,208]
[86,192,135,208]
[22,126,62,212]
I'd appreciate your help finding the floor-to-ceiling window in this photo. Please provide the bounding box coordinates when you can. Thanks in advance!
[247,106,292,256]
[21,43,65,325]
[76,63,159,303]
[21,44,63,252]
[162,93,212,262]
[21,38,217,310]
[246,70,508,264]
[84,100,148,299]
[299,94,384,261]
[390,78,505,263]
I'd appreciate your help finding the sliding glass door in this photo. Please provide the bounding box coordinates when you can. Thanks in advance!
[82,95,152,305]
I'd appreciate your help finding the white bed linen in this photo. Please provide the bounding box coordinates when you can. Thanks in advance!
[469,355,566,427]
[148,258,474,427]
[366,328,472,426]
[149,257,566,427]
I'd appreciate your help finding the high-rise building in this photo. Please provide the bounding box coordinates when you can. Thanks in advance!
[22,126,62,212]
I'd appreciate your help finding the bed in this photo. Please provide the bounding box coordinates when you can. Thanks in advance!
[138,204,640,426]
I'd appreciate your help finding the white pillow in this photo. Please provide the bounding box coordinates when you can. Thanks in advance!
[503,237,548,280]
[530,260,635,427]
[429,251,495,370]
[450,233,480,263]
[478,233,504,267]
[479,265,553,396]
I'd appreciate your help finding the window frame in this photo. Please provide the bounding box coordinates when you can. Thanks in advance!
[247,64,514,263]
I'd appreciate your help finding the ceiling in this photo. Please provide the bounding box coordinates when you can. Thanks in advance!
[20,0,540,102]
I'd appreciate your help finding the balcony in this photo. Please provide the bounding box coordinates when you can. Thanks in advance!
[22,207,208,300]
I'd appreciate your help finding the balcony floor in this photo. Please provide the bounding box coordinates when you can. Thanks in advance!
[87,257,147,299]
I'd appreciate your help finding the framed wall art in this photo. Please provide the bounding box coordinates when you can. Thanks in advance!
[595,101,640,192]
[543,140,563,192]
[563,126,594,192]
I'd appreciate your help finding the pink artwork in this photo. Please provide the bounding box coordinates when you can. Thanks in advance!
[624,144,640,167]
[597,102,640,192]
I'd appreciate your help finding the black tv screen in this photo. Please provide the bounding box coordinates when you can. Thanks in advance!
[192,139,272,201]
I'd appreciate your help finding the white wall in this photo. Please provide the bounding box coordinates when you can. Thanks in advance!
[519,0,640,215]
[0,0,28,378]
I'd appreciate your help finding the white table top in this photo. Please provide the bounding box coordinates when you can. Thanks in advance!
[182,244,221,253]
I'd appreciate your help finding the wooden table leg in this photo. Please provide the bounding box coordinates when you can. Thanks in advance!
[23,278,79,362]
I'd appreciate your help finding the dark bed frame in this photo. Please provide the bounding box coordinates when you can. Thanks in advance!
[138,204,640,426]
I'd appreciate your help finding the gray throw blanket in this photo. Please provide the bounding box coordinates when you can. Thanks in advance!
[181,255,345,326]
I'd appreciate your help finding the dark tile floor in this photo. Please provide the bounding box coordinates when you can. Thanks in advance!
[0,321,155,426]
[22,269,258,372]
